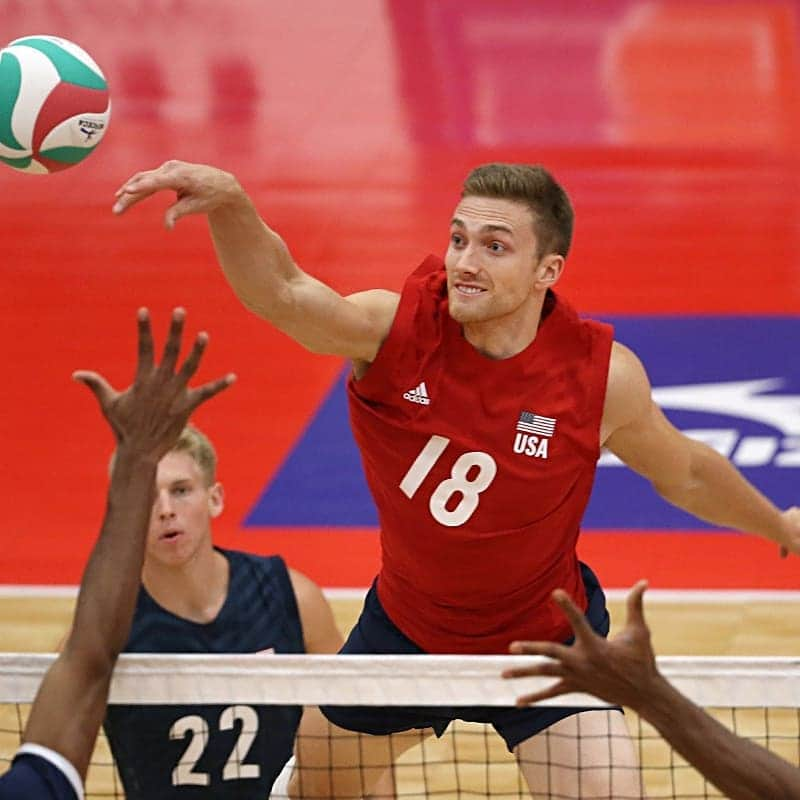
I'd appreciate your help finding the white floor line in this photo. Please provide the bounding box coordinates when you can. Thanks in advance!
[1,585,799,602]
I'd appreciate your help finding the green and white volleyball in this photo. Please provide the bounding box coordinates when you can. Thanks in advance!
[0,36,110,174]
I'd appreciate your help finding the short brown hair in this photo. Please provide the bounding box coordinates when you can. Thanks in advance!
[462,163,574,258]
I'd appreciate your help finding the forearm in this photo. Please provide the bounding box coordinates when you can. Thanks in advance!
[655,443,783,542]
[27,450,158,776]
[206,187,392,360]
[206,186,303,323]
[641,678,800,800]
[206,190,368,355]
[67,449,157,665]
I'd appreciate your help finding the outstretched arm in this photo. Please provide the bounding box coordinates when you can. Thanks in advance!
[503,583,800,800]
[22,308,234,781]
[601,341,800,555]
[113,161,399,362]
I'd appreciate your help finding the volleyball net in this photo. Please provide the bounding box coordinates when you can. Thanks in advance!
[1,653,798,799]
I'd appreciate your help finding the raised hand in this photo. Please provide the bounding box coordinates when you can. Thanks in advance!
[502,580,659,711]
[112,160,244,229]
[73,307,235,461]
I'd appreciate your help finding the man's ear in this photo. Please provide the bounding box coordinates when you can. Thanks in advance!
[208,483,225,518]
[535,254,565,289]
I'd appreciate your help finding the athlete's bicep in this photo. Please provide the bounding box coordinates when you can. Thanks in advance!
[602,342,693,487]
[280,280,398,362]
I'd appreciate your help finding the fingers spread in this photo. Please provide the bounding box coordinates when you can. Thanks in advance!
[84,307,233,456]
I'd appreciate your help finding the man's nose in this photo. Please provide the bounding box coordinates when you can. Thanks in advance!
[456,246,481,274]
[155,493,176,519]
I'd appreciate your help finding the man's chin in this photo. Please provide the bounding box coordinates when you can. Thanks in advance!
[449,302,486,324]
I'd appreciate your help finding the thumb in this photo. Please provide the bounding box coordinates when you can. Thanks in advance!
[73,370,115,408]
[626,579,649,628]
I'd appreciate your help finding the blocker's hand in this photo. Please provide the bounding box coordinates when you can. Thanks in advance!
[503,580,660,711]
[73,307,235,461]
[113,160,246,229]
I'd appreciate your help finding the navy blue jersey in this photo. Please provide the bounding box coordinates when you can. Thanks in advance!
[103,550,304,800]
[0,745,81,800]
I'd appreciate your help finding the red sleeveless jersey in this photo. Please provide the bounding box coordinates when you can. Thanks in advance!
[347,256,613,654]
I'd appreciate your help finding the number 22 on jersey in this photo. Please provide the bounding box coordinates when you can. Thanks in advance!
[399,435,497,527]
[170,705,260,786]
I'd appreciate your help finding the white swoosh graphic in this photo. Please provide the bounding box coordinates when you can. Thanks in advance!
[652,378,800,436]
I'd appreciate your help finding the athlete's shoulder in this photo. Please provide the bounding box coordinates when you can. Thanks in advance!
[602,341,652,433]
[608,341,649,387]
[287,568,342,654]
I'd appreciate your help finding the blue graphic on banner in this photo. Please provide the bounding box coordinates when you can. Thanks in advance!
[245,316,800,530]
[245,371,378,526]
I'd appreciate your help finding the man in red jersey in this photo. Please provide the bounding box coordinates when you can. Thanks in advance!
[113,160,800,799]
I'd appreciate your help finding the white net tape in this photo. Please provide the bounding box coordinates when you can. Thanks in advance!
[1,655,799,799]
[1,653,798,707]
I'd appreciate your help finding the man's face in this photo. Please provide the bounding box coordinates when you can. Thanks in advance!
[445,196,544,325]
[145,451,222,568]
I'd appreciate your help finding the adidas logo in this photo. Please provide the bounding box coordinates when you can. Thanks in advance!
[403,381,430,405]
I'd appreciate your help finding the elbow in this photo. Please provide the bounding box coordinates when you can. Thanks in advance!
[651,463,701,508]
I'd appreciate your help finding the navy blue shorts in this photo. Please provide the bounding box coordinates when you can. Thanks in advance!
[321,562,619,752]
[0,752,79,800]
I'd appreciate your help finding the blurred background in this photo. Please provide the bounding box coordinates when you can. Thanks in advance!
[1,0,799,589]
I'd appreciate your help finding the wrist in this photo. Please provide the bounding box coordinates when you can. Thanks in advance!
[209,174,252,217]
[639,673,694,727]
[111,444,160,477]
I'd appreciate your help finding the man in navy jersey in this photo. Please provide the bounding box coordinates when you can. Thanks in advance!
[102,424,351,800]
[113,160,800,799]
[0,308,234,800]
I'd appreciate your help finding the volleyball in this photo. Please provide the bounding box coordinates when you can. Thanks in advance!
[0,35,110,174]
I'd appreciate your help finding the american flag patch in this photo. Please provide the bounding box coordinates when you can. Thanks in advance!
[516,411,556,437]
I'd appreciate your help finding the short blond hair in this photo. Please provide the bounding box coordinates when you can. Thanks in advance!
[168,425,217,486]
[109,424,217,485]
